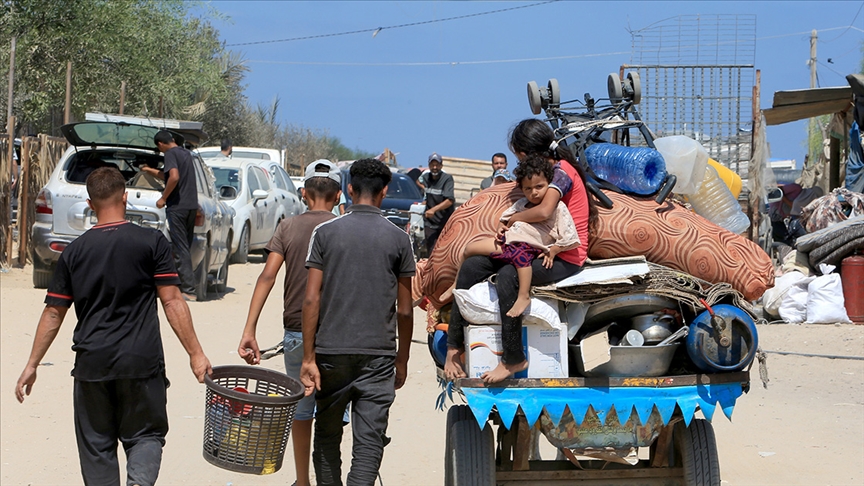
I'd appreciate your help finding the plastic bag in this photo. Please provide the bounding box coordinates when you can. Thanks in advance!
[452,281,561,328]
[805,264,852,324]
[763,271,808,318]
[778,276,814,323]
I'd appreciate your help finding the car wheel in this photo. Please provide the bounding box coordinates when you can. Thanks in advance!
[230,224,250,264]
[195,244,209,302]
[215,251,229,293]
[32,257,53,289]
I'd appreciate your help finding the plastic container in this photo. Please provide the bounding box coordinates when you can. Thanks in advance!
[687,165,750,234]
[584,143,667,195]
[653,135,708,194]
[707,158,742,199]
[203,365,304,475]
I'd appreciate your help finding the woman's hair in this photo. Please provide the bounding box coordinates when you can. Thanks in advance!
[512,153,554,185]
[508,118,598,234]
[349,158,392,197]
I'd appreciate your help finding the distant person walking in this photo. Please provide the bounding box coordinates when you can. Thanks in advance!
[14,167,212,486]
[417,153,455,255]
[300,158,415,486]
[141,130,200,300]
[220,138,233,157]
[237,159,342,486]
[480,152,508,190]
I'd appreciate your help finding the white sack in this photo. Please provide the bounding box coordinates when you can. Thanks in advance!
[763,271,808,318]
[778,276,814,323]
[453,281,561,328]
[805,264,852,324]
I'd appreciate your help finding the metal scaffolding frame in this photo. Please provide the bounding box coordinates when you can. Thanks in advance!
[624,15,757,183]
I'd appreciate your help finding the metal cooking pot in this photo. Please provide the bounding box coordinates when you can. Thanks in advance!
[630,313,675,344]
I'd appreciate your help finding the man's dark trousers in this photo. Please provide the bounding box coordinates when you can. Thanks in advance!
[74,374,169,486]
[167,208,196,295]
[313,354,395,486]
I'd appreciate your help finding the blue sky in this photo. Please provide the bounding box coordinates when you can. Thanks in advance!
[205,1,863,170]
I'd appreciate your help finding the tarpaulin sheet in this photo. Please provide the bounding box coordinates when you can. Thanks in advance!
[461,383,744,431]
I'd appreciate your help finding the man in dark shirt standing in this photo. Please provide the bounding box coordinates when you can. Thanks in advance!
[142,130,199,300]
[14,167,211,486]
[480,152,508,190]
[300,158,415,486]
[417,152,455,256]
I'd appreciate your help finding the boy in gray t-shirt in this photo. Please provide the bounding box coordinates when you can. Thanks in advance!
[301,159,415,485]
[238,160,342,486]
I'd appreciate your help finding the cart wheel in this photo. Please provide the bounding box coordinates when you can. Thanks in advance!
[548,78,560,106]
[675,419,721,486]
[444,405,472,486]
[527,81,543,115]
[607,73,623,101]
[627,71,642,105]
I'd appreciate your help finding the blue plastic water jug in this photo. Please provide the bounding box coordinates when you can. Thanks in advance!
[686,304,758,373]
[584,143,667,195]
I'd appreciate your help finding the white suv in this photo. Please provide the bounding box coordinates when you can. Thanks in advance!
[31,115,234,301]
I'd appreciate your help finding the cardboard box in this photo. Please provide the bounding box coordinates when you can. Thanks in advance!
[465,323,568,378]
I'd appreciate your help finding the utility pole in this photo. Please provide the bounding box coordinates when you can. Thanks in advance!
[64,61,72,124]
[808,30,817,162]
[119,81,126,115]
[6,37,14,121]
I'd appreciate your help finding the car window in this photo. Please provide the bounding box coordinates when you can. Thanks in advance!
[254,167,272,191]
[279,167,297,194]
[233,151,270,160]
[247,166,261,197]
[270,166,288,191]
[386,174,422,200]
[192,158,210,197]
[213,167,240,198]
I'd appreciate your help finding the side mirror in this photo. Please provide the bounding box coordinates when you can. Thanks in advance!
[252,189,268,200]
[766,187,783,204]
[219,185,237,199]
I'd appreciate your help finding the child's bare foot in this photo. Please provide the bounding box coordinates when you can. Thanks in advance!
[481,360,528,384]
[506,295,531,317]
[444,347,466,381]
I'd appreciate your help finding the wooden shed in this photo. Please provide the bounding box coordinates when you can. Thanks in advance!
[441,156,493,205]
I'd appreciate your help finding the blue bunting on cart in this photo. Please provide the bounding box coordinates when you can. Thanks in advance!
[460,383,744,430]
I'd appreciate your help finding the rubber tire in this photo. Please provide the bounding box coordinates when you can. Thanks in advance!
[675,419,721,486]
[445,405,474,486]
[214,250,229,293]
[447,405,495,486]
[32,258,53,289]
[548,78,560,106]
[627,71,642,105]
[231,224,249,264]
[195,244,209,302]
[527,80,543,115]
[608,72,623,101]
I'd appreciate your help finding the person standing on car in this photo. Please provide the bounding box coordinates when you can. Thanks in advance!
[417,153,455,255]
[141,130,199,301]
[300,158,415,486]
[14,167,212,486]
[480,152,508,190]
[237,159,341,486]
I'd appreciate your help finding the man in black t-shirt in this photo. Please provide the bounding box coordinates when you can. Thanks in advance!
[417,152,455,255]
[300,159,415,486]
[15,167,211,486]
[141,130,200,300]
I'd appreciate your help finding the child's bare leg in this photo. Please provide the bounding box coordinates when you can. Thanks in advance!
[481,359,529,384]
[506,266,532,317]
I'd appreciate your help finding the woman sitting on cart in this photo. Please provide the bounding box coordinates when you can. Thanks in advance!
[444,118,596,383]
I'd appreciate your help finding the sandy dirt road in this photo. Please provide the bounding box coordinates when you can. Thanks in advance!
[2,261,863,485]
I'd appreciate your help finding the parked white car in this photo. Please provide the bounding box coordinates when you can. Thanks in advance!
[32,115,234,301]
[197,146,281,162]
[205,157,304,263]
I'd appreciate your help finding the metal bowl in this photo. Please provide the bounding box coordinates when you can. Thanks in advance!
[570,343,679,377]
[630,313,675,344]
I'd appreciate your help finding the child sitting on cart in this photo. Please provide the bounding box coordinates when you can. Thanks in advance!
[452,154,580,382]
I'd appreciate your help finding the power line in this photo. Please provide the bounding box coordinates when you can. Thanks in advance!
[246,51,630,67]
[226,1,558,47]
[822,1,864,43]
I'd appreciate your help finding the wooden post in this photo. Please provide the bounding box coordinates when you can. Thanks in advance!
[17,136,30,266]
[64,61,72,124]
[829,128,840,191]
[158,96,164,118]
[749,69,761,242]
[5,115,15,266]
[119,81,126,115]
[6,37,14,120]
